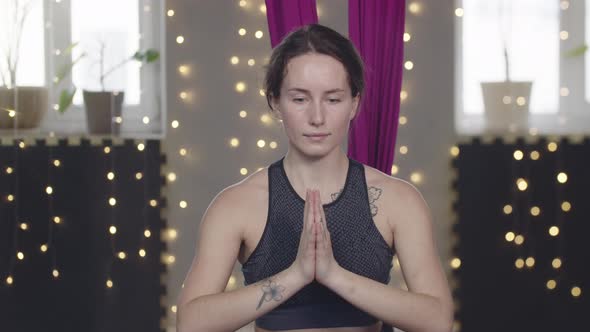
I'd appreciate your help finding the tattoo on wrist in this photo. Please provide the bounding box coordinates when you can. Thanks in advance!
[256,278,286,310]
[368,186,382,217]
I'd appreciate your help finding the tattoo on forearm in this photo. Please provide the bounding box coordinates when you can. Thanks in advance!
[368,186,382,217]
[256,278,286,310]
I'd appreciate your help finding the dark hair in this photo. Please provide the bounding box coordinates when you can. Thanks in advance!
[263,24,365,112]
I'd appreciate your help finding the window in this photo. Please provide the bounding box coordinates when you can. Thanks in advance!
[0,0,166,138]
[456,0,590,135]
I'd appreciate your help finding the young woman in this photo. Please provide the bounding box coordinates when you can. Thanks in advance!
[177,24,453,332]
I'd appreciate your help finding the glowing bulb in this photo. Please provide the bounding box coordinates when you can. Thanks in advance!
[269,141,278,149]
[260,114,271,124]
[171,120,179,128]
[399,116,407,125]
[6,276,14,285]
[571,286,582,297]
[109,197,117,206]
[530,151,540,160]
[239,0,247,7]
[179,91,187,99]
[505,232,515,242]
[549,226,559,236]
[179,148,187,156]
[403,33,411,42]
[150,199,158,207]
[46,186,53,195]
[450,258,461,269]
[53,216,61,224]
[107,172,115,180]
[557,172,568,183]
[118,252,127,259]
[104,146,111,154]
[19,141,25,149]
[109,226,117,235]
[178,65,189,75]
[136,172,143,180]
[167,9,175,17]
[560,31,569,40]
[408,2,422,14]
[176,36,184,44]
[179,200,188,208]
[106,279,113,288]
[171,305,178,313]
[400,90,408,100]
[235,82,246,92]
[144,229,151,238]
[547,142,558,152]
[516,178,528,191]
[546,279,557,290]
[230,138,240,147]
[238,28,246,36]
[168,173,177,182]
[514,235,524,245]
[525,257,535,267]
[513,150,524,160]
[530,206,541,216]
[255,31,263,39]
[404,61,414,70]
[450,146,460,157]
[514,258,524,269]
[503,205,513,214]
[516,97,526,106]
[259,4,266,13]
[6,167,13,174]
[230,56,239,65]
[17,252,24,260]
[391,165,399,175]
[53,159,61,167]
[503,96,512,104]
[7,194,15,202]
[552,258,562,269]
[20,223,28,231]
[139,249,146,257]
[240,168,248,175]
[561,201,571,212]
[455,7,464,17]
[257,139,266,148]
[239,110,247,118]
[248,59,255,66]
[142,116,150,124]
[52,269,59,278]
[40,244,48,252]
[410,172,423,184]
[560,87,570,97]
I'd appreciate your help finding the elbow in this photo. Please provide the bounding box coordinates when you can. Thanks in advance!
[176,302,205,332]
[432,298,454,332]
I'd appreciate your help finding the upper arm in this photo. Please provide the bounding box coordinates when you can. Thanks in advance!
[177,187,244,308]
[387,180,453,309]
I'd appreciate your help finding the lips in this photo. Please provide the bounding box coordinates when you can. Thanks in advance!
[304,133,330,137]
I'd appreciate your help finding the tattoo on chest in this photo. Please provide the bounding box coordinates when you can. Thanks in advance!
[256,278,286,310]
[330,186,382,217]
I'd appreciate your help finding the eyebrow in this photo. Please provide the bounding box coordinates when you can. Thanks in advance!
[286,88,346,94]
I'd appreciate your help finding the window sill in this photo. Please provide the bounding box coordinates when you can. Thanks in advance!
[455,112,590,137]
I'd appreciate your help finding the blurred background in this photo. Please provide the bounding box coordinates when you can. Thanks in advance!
[0,0,588,331]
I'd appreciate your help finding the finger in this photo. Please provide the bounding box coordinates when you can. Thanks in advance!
[316,191,328,247]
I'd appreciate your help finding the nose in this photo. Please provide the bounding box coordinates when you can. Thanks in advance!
[309,101,325,127]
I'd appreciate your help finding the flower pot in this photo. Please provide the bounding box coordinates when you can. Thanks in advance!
[0,86,48,129]
[82,90,124,135]
[481,81,533,131]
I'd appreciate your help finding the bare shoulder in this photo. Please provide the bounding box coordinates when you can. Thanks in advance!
[211,167,269,226]
[362,164,428,228]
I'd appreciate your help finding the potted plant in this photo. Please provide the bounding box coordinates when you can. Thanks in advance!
[480,1,532,131]
[0,0,48,130]
[56,41,159,135]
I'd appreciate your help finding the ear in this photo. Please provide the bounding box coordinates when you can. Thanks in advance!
[270,95,282,120]
[349,94,360,120]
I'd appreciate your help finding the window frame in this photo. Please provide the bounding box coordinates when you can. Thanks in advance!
[455,0,590,136]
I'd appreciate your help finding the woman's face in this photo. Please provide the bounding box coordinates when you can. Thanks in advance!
[273,52,359,159]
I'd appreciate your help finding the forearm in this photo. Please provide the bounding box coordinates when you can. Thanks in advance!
[177,266,306,332]
[324,266,453,332]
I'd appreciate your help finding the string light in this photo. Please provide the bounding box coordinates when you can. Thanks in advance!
[505,231,515,242]
[238,28,246,36]
[547,142,558,152]
[516,178,528,191]
[503,204,513,214]
[549,226,560,236]
[257,139,266,148]
[230,56,239,65]
[167,9,175,17]
[179,201,188,208]
[171,120,179,129]
[514,235,524,245]
[450,258,461,269]
[513,150,524,160]
[561,201,571,212]
[571,286,582,297]
[240,168,248,175]
[552,258,562,269]
[239,110,248,118]
[235,82,246,92]
[557,172,568,183]
[546,279,557,290]
[176,36,185,44]
[144,229,152,238]
[455,8,464,17]
[404,61,414,70]
[254,31,263,39]
[230,138,240,147]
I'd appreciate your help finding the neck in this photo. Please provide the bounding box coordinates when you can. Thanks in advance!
[283,149,349,202]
